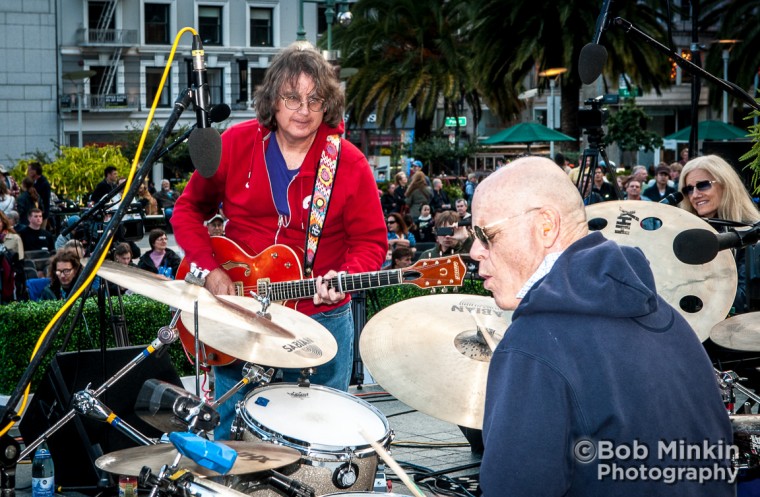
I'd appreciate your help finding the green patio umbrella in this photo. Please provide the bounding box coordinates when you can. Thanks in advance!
[663,120,748,142]
[483,122,576,152]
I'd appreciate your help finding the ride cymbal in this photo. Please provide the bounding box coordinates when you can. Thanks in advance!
[95,440,301,477]
[360,294,512,430]
[180,295,337,368]
[93,260,293,339]
[710,312,760,351]
[586,201,736,341]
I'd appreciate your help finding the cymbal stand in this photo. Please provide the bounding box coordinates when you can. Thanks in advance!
[716,368,760,414]
[212,363,273,409]
[71,389,155,445]
[18,325,179,460]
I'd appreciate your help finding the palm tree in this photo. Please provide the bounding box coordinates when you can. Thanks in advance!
[467,0,673,141]
[331,0,479,140]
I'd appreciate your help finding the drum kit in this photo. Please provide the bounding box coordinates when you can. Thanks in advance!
[21,200,760,496]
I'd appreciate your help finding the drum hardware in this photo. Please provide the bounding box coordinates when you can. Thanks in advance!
[185,263,211,287]
[72,389,156,445]
[332,461,360,489]
[212,364,274,409]
[297,368,316,388]
[266,470,316,497]
[360,294,513,430]
[18,326,179,461]
[715,368,760,414]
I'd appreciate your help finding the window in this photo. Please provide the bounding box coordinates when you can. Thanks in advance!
[89,66,116,95]
[238,59,248,103]
[198,6,223,45]
[250,8,273,47]
[146,67,171,108]
[145,3,170,44]
[88,1,115,29]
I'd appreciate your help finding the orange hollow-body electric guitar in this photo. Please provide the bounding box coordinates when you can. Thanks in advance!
[176,236,467,366]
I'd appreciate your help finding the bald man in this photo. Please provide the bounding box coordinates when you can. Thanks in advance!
[471,157,733,496]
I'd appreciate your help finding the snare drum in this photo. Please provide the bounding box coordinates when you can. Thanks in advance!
[231,384,393,496]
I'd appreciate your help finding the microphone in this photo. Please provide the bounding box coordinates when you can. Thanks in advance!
[673,226,760,265]
[188,34,222,178]
[209,103,231,123]
[267,471,316,497]
[578,0,613,85]
[134,379,220,433]
[659,191,684,206]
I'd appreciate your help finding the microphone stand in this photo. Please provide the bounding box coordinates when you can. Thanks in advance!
[0,88,195,469]
[609,17,760,114]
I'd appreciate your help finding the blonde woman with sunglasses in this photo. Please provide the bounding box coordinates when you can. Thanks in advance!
[679,154,760,314]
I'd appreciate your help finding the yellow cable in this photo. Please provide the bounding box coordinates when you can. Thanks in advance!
[0,27,198,438]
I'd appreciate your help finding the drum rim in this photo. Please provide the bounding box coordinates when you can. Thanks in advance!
[237,383,392,458]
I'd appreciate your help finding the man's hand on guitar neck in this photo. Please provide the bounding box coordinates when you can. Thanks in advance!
[205,267,237,295]
[313,270,346,306]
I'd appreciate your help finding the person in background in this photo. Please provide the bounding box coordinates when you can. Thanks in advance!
[0,164,20,198]
[471,156,733,496]
[386,212,416,260]
[464,172,478,204]
[15,178,39,229]
[679,147,690,166]
[0,181,14,216]
[26,162,51,229]
[643,163,677,202]
[669,162,683,185]
[624,178,649,201]
[0,211,24,260]
[418,210,473,260]
[90,166,119,204]
[205,213,225,237]
[455,198,472,222]
[393,171,408,212]
[415,204,435,243]
[380,183,399,215]
[405,171,433,219]
[18,208,55,252]
[137,229,181,279]
[154,179,178,222]
[170,42,387,441]
[388,246,413,269]
[679,154,760,314]
[430,178,452,213]
[113,242,135,266]
[41,251,82,300]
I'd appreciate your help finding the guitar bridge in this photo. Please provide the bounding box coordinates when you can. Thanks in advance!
[257,278,271,298]
[234,282,244,296]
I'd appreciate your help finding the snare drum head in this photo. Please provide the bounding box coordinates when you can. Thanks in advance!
[242,384,389,450]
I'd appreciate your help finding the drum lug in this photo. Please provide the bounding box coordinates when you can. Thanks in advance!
[332,461,359,489]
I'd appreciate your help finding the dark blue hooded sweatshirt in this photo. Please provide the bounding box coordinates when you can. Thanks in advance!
[480,232,734,496]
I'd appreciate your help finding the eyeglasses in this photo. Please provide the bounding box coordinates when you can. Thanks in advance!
[279,95,325,113]
[681,180,717,197]
[56,268,74,276]
[473,207,541,248]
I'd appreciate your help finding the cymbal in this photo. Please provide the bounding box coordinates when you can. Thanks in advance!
[586,201,736,341]
[710,312,760,351]
[180,295,337,368]
[360,294,512,430]
[93,259,294,339]
[95,440,301,477]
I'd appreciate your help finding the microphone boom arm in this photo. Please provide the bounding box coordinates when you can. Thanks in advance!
[611,17,760,113]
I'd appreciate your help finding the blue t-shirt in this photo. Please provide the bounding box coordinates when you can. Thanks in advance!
[265,133,300,216]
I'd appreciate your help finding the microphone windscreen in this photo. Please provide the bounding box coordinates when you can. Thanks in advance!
[673,228,720,265]
[578,43,608,85]
[189,127,222,178]
[209,103,231,123]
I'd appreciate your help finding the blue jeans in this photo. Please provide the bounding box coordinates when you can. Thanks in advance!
[213,303,354,440]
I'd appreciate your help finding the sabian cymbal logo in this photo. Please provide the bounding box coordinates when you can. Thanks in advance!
[282,337,320,354]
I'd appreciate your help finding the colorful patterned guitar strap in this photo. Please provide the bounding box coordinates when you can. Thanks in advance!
[303,134,341,276]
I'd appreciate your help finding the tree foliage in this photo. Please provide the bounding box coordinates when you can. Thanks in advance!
[604,99,664,152]
[121,121,195,180]
[46,145,131,203]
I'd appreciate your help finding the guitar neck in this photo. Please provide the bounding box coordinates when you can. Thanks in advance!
[264,270,405,302]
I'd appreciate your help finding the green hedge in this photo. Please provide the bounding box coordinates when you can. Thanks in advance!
[0,281,489,394]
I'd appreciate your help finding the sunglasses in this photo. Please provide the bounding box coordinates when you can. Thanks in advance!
[387,220,397,224]
[473,207,540,248]
[681,180,717,197]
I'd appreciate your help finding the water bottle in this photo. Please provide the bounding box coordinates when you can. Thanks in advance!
[32,442,55,497]
[163,266,173,280]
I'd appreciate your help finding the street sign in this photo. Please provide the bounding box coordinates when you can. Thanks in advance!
[445,116,467,127]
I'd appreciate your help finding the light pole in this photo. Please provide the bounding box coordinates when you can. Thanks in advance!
[538,67,567,159]
[63,70,96,147]
[297,0,353,58]
[717,39,740,123]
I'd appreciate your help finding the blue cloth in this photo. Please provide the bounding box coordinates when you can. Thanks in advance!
[213,302,354,440]
[480,232,734,496]
[387,231,416,247]
[265,133,299,217]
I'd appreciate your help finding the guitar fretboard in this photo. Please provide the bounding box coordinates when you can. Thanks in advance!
[262,270,406,302]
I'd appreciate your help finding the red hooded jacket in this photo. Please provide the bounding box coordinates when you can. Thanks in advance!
[172,119,387,316]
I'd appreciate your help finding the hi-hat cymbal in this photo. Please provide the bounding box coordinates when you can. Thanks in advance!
[180,295,337,368]
[93,259,293,339]
[710,312,760,351]
[95,440,301,477]
[586,201,736,341]
[360,294,512,430]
